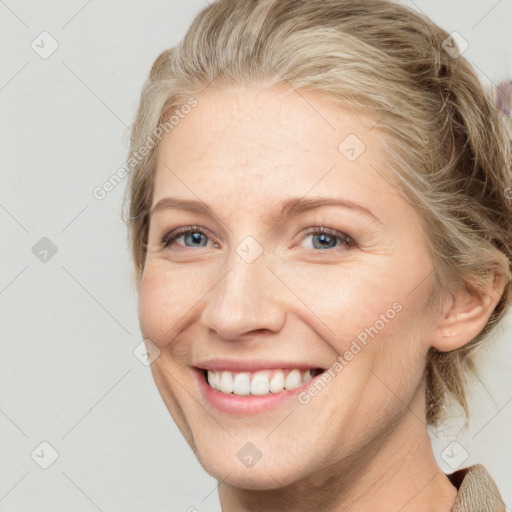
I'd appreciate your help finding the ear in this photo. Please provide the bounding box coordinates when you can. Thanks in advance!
[430,272,508,352]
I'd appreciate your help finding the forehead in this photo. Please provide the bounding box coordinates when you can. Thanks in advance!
[152,85,397,221]
[157,84,377,168]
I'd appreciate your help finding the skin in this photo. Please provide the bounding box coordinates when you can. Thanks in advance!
[137,84,505,511]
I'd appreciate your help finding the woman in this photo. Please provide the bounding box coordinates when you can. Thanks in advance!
[123,0,511,509]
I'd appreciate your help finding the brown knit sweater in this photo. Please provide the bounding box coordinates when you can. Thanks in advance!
[448,465,505,511]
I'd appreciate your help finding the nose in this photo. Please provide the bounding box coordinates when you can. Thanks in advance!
[199,248,287,341]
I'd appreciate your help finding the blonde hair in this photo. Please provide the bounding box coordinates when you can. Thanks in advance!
[122,0,512,425]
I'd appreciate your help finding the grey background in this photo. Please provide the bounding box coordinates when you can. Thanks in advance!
[0,1,511,510]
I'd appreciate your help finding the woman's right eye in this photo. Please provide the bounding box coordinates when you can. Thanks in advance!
[161,225,215,249]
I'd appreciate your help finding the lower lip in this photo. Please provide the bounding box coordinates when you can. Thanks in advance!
[193,368,323,415]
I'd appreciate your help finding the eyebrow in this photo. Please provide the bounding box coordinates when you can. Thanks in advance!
[150,196,383,227]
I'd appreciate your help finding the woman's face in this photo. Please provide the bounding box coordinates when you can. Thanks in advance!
[138,85,441,489]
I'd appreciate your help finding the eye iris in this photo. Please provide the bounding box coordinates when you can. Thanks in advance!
[312,233,337,249]
[184,232,207,247]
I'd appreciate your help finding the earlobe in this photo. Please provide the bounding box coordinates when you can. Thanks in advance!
[430,273,507,352]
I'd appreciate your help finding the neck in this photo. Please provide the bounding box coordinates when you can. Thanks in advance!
[218,388,457,512]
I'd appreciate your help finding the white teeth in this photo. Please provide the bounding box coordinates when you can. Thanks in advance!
[302,369,312,382]
[250,371,270,395]
[220,371,234,394]
[207,370,216,388]
[284,369,302,390]
[233,372,251,395]
[205,368,318,395]
[269,371,285,393]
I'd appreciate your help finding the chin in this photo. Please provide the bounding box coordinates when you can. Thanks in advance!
[191,433,327,491]
[201,456,308,491]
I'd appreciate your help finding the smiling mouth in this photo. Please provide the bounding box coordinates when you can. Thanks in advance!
[198,368,325,396]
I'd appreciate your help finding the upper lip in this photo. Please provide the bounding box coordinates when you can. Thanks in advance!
[194,358,325,373]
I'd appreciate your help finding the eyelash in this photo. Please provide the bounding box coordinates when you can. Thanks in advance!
[160,224,355,252]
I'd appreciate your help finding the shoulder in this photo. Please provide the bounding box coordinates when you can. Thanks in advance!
[447,464,505,512]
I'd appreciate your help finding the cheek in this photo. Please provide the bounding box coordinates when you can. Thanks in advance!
[276,259,408,338]
[138,261,225,347]
[138,265,191,346]
[277,256,432,379]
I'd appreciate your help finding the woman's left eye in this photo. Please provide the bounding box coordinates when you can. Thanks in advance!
[299,227,355,251]
[160,225,355,251]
